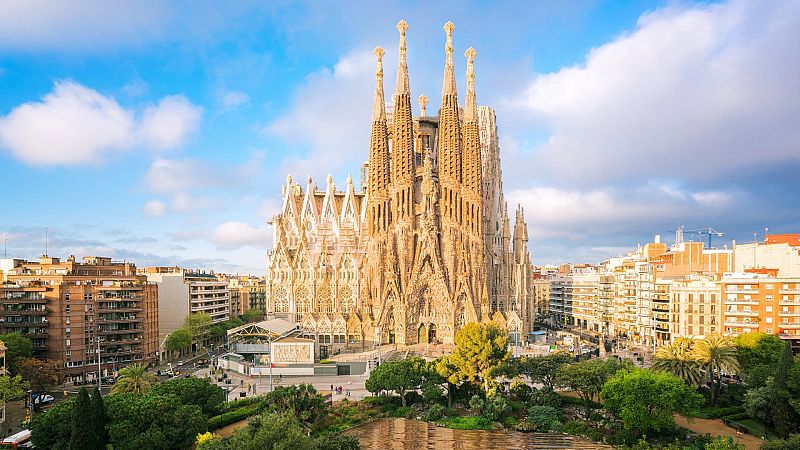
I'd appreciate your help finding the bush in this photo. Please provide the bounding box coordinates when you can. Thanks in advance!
[468,394,485,411]
[390,406,414,418]
[526,405,562,432]
[317,433,361,450]
[529,386,562,408]
[760,434,800,450]
[559,393,600,409]
[510,380,532,402]
[208,405,260,430]
[423,403,445,421]
[697,406,745,419]
[421,380,444,404]
[438,415,493,430]
[513,420,539,432]
[562,420,604,442]
[722,412,750,421]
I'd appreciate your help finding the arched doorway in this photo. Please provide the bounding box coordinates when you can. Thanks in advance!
[428,324,437,343]
[418,324,428,344]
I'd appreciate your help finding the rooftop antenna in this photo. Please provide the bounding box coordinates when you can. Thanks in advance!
[3,234,7,258]
[45,227,48,257]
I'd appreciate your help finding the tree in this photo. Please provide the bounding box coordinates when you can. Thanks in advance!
[735,332,785,388]
[434,355,463,408]
[556,357,629,415]
[31,398,74,449]
[771,342,799,437]
[692,332,740,405]
[105,392,207,450]
[447,322,510,395]
[518,351,572,390]
[91,387,109,447]
[185,313,213,339]
[69,387,101,450]
[263,384,327,429]
[0,332,33,374]
[653,340,703,386]
[759,434,800,450]
[150,376,225,417]
[198,412,316,450]
[743,382,775,424]
[240,309,263,323]
[601,368,704,440]
[0,374,29,403]
[526,405,562,432]
[704,436,745,450]
[112,363,159,394]
[167,327,193,353]
[17,357,62,393]
[365,357,425,407]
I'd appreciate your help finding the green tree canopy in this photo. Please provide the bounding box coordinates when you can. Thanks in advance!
[447,322,511,394]
[31,397,74,449]
[197,412,316,450]
[365,356,426,406]
[69,387,102,450]
[91,387,109,448]
[262,384,327,430]
[240,308,264,323]
[556,357,630,415]
[518,351,572,390]
[693,332,740,405]
[17,357,62,393]
[150,376,225,417]
[111,363,159,394]
[654,340,703,386]
[167,327,193,352]
[0,374,29,402]
[735,332,785,388]
[771,342,799,437]
[601,368,704,439]
[185,313,213,339]
[0,332,33,374]
[105,392,207,450]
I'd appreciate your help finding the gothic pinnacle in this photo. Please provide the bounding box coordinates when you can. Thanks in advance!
[372,46,386,122]
[395,19,410,95]
[418,94,428,117]
[464,47,477,123]
[442,21,457,96]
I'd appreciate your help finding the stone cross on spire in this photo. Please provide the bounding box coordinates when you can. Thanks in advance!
[395,19,410,95]
[442,21,457,96]
[372,46,386,121]
[418,94,428,117]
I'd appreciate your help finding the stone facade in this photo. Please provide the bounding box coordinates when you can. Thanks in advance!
[265,21,533,351]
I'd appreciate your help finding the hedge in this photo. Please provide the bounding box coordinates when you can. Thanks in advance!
[697,406,745,419]
[208,404,261,430]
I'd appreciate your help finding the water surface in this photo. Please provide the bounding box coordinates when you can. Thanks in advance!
[346,418,613,449]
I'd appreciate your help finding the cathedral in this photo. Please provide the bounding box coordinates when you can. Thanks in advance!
[265,21,534,354]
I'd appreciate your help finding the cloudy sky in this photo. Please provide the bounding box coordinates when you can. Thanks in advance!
[1,0,798,274]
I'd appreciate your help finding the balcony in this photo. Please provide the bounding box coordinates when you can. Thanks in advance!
[778,312,800,317]
[99,328,143,335]
[724,299,758,305]
[2,320,50,327]
[779,289,800,295]
[779,300,800,306]
[98,317,143,324]
[724,320,759,328]
[779,323,800,329]
[725,310,759,317]
[97,307,143,313]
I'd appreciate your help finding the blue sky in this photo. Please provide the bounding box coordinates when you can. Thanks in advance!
[1,0,798,274]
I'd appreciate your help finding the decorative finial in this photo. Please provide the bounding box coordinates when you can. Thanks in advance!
[347,174,353,185]
[465,47,477,87]
[465,47,476,63]
[418,94,428,117]
[373,46,384,81]
[444,21,455,53]
[326,174,333,186]
[397,20,408,56]
[286,174,293,185]
[306,174,313,185]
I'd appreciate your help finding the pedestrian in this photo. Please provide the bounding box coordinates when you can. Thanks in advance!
[331,384,334,392]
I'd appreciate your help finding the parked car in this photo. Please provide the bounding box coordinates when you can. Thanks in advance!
[102,376,117,385]
[176,360,185,366]
[33,394,55,405]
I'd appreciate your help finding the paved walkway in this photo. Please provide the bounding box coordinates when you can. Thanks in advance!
[674,415,764,450]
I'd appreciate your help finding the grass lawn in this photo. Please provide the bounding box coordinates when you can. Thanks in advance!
[732,417,778,439]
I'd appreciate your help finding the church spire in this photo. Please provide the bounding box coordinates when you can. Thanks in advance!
[462,46,482,235]
[464,47,477,123]
[437,20,462,226]
[391,19,415,223]
[441,21,457,97]
[367,46,391,235]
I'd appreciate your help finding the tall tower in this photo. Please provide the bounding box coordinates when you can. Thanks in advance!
[462,47,482,236]
[367,47,391,237]
[391,20,415,225]
[437,21,463,287]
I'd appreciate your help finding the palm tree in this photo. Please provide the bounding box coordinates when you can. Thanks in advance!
[653,339,703,386]
[692,332,740,405]
[111,363,158,394]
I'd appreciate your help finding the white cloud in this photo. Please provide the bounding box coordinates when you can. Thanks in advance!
[505,0,800,187]
[122,78,149,97]
[139,95,203,150]
[266,48,375,178]
[145,158,209,193]
[216,89,250,111]
[0,81,135,165]
[0,81,203,166]
[143,200,166,217]
[211,221,270,249]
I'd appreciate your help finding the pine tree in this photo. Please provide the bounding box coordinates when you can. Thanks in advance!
[68,387,100,450]
[771,342,799,438]
[91,387,109,448]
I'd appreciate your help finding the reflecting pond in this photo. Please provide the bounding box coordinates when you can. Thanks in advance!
[346,418,614,449]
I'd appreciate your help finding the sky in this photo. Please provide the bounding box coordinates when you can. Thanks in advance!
[0,0,798,274]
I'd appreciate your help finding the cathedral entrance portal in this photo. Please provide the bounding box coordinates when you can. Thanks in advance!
[418,324,428,344]
[388,332,395,344]
[428,324,437,343]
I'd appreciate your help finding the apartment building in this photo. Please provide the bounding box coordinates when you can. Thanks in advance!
[670,277,721,340]
[228,275,266,314]
[531,278,550,323]
[145,267,230,350]
[721,274,800,340]
[0,256,158,381]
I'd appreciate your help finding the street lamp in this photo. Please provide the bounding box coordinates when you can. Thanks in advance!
[374,328,381,365]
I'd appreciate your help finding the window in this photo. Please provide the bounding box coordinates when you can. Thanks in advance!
[689,326,693,334]
[65,305,70,313]
[334,335,345,344]
[766,306,773,312]
[766,284,773,289]
[65,293,70,301]
[765,328,772,334]
[66,339,71,347]
[766,317,773,323]
[318,335,331,344]
[766,295,773,301]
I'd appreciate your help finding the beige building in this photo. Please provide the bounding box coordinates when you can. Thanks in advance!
[1,256,158,381]
[265,21,534,353]
[670,277,721,340]
[734,234,800,277]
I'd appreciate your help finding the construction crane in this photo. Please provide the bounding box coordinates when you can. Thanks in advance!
[686,227,725,249]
